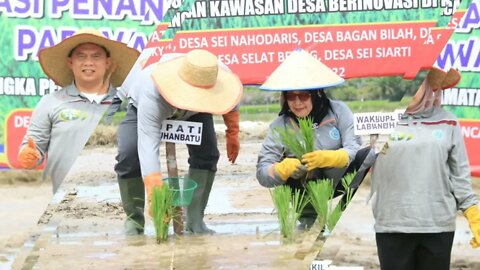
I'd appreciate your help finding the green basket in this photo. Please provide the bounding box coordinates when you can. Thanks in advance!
[163,177,198,207]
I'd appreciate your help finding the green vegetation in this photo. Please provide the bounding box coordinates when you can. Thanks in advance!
[270,185,309,243]
[273,117,314,159]
[326,173,356,233]
[109,97,410,126]
[151,184,175,243]
[306,179,334,233]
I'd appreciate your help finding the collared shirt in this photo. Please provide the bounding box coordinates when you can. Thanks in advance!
[128,64,197,177]
[256,100,361,187]
[371,107,477,233]
[20,83,117,192]
[120,55,239,178]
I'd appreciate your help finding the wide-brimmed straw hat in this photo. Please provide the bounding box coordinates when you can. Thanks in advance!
[426,67,461,91]
[38,28,140,87]
[440,68,461,90]
[406,67,461,114]
[151,49,243,115]
[260,48,344,91]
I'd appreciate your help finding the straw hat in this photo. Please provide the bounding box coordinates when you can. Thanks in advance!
[260,48,344,91]
[440,68,461,90]
[151,49,243,115]
[426,67,461,91]
[38,28,140,87]
[406,67,461,114]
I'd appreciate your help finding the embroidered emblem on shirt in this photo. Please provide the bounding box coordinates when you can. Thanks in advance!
[59,109,87,121]
[329,128,340,140]
[389,131,413,141]
[432,129,445,140]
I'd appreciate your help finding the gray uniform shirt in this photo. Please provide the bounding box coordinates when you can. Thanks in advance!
[122,62,197,177]
[120,54,240,178]
[256,100,361,187]
[20,84,117,192]
[371,107,478,233]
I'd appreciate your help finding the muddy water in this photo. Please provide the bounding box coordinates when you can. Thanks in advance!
[7,141,479,269]
[11,180,323,270]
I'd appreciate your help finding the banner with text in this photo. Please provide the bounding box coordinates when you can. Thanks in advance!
[0,0,165,168]
[1,0,479,176]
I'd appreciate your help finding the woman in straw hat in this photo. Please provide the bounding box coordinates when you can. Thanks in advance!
[114,49,243,235]
[18,28,139,193]
[370,67,480,269]
[256,49,369,230]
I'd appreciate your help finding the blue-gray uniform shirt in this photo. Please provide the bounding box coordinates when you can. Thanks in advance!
[20,84,117,192]
[371,107,478,233]
[256,100,361,187]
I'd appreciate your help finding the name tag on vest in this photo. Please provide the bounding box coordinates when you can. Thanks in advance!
[160,120,203,145]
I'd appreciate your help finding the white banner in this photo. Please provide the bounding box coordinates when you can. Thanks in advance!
[354,110,405,135]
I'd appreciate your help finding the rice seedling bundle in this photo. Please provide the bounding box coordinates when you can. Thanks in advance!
[270,185,309,243]
[340,172,356,206]
[151,184,175,243]
[305,179,334,231]
[273,117,314,159]
[326,172,357,232]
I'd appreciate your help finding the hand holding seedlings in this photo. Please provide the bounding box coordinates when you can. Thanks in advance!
[274,158,303,181]
[291,164,308,180]
[301,149,349,170]
[144,172,163,216]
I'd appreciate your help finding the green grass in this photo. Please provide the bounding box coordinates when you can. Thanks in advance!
[241,99,409,115]
[109,100,408,126]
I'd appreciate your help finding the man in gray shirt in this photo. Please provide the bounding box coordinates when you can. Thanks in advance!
[18,28,139,193]
[371,67,480,269]
[115,49,242,235]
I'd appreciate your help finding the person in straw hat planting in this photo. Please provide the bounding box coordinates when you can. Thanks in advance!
[114,49,242,235]
[18,28,139,193]
[256,48,365,230]
[370,67,480,269]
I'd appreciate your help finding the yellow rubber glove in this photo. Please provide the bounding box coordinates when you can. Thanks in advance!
[18,137,40,169]
[464,205,480,249]
[222,110,240,164]
[144,172,163,217]
[274,158,302,181]
[301,149,349,170]
[291,164,308,180]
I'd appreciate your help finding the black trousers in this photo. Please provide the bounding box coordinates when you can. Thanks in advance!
[114,104,220,179]
[376,232,455,270]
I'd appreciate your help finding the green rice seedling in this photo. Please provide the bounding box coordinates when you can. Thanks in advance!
[326,204,343,235]
[270,185,309,243]
[305,179,334,231]
[273,117,315,159]
[325,172,357,235]
[340,172,356,206]
[298,117,315,154]
[151,184,175,243]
